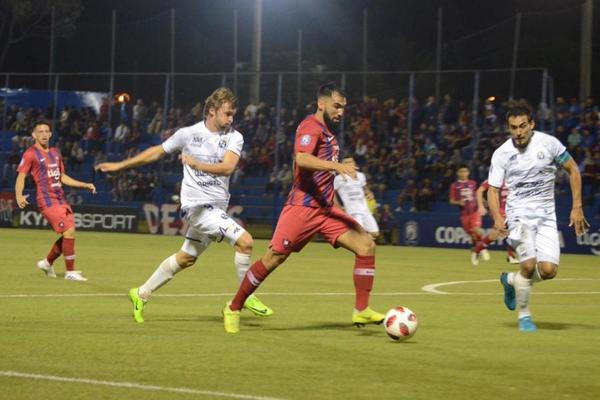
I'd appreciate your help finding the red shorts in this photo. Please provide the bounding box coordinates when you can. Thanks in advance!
[460,212,481,237]
[270,204,357,255]
[42,204,74,233]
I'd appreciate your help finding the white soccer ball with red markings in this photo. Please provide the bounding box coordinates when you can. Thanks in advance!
[384,306,418,341]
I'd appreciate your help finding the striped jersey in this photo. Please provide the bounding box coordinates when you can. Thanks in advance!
[286,115,340,208]
[17,145,67,210]
[449,179,478,216]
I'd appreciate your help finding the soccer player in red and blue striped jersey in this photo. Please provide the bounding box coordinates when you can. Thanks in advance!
[449,165,486,265]
[222,83,386,333]
[15,120,96,281]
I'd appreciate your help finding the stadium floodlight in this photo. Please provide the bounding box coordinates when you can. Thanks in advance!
[115,92,130,103]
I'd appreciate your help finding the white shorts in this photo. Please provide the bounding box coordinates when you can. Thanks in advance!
[180,204,246,257]
[506,216,560,265]
[349,211,379,234]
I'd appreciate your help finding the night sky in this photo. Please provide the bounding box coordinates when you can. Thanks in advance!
[2,0,598,102]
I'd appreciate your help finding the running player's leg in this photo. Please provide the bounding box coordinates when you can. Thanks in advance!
[532,219,560,283]
[504,218,538,331]
[233,227,273,317]
[462,214,482,265]
[228,205,311,313]
[224,205,316,333]
[38,235,62,278]
[325,208,384,326]
[44,205,85,281]
[130,225,208,323]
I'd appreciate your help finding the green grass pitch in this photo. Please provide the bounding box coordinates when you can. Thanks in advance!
[1,228,599,400]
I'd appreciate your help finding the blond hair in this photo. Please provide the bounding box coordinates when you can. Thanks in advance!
[203,87,238,117]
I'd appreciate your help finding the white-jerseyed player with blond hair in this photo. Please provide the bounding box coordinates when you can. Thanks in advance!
[96,87,272,323]
[487,105,588,332]
[333,155,379,239]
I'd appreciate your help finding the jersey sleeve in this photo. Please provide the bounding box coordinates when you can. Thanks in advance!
[548,136,569,166]
[16,151,33,175]
[294,123,320,155]
[162,127,187,154]
[227,131,244,156]
[488,151,505,188]
[359,173,367,187]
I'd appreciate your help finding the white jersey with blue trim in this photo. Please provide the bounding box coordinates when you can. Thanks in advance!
[488,130,567,220]
[162,121,243,210]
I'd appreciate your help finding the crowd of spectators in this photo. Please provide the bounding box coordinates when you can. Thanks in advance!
[1,92,599,219]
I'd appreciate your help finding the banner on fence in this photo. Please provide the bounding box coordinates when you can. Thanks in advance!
[397,214,600,256]
[15,205,139,232]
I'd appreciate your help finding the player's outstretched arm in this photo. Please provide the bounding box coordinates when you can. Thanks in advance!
[487,186,507,237]
[181,151,239,176]
[295,152,356,178]
[95,145,166,173]
[14,172,29,208]
[563,158,590,235]
[61,174,96,194]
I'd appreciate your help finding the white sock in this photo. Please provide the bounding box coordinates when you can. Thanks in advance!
[138,254,182,301]
[234,252,252,283]
[513,271,532,319]
[507,272,516,286]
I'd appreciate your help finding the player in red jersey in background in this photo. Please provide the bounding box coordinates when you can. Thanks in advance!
[476,180,519,264]
[449,164,490,266]
[222,83,385,333]
[15,120,96,281]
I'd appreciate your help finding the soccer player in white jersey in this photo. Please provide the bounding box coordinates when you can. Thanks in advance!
[333,156,379,239]
[96,88,272,322]
[487,106,588,332]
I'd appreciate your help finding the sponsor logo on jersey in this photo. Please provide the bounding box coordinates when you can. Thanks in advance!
[219,139,227,148]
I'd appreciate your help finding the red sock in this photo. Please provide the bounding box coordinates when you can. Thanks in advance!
[230,260,272,311]
[354,255,375,311]
[46,237,63,265]
[61,238,75,271]
[474,235,493,253]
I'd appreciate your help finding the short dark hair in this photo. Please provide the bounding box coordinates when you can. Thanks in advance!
[32,119,52,131]
[317,82,346,99]
[505,105,533,122]
[457,163,469,170]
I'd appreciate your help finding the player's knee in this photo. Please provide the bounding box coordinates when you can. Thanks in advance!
[176,252,197,269]
[357,235,376,256]
[263,250,286,270]
[538,262,558,280]
[63,228,76,239]
[235,233,253,254]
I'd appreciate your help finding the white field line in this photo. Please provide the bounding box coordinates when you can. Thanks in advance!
[421,278,600,294]
[1,285,599,299]
[0,370,286,400]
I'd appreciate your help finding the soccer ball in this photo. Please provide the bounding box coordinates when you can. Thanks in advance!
[384,306,418,341]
